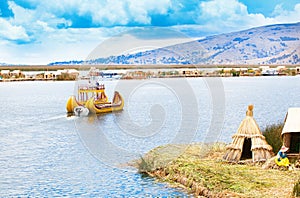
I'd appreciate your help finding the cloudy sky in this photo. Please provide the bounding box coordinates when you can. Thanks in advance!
[0,0,299,64]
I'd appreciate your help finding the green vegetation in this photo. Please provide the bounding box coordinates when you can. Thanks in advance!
[231,69,240,77]
[262,123,284,153]
[137,156,157,173]
[135,143,300,197]
[293,177,300,197]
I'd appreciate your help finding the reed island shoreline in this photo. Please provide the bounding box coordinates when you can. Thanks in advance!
[132,108,300,197]
[132,143,300,197]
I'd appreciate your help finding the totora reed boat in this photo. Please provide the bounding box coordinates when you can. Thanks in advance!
[66,83,124,115]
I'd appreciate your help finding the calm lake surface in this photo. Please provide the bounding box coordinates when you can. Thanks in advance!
[1,76,299,197]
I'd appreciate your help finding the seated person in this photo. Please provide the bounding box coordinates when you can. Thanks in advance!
[275,145,290,167]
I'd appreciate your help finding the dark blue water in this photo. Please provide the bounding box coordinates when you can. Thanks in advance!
[0,76,299,197]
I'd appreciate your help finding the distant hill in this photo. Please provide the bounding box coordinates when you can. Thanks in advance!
[45,22,300,66]
[48,60,84,66]
[82,22,299,65]
[0,63,14,66]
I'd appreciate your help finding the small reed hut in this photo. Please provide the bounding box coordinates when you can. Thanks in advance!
[281,108,300,154]
[223,105,273,162]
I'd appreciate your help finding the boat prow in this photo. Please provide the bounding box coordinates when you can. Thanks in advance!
[85,91,124,114]
[66,95,81,113]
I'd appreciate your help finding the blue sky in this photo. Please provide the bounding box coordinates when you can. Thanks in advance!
[0,0,299,64]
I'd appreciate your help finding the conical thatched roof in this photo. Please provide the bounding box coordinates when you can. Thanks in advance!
[223,105,273,162]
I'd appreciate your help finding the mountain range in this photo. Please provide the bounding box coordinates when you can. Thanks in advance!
[80,22,299,66]
[1,23,299,67]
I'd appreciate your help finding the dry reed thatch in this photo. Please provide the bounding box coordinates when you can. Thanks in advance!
[223,105,273,163]
[281,108,300,154]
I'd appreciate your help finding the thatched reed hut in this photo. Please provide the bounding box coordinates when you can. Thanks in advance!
[282,108,300,154]
[223,105,273,162]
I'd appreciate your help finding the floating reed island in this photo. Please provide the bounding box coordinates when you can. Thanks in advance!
[133,105,300,197]
[135,143,300,197]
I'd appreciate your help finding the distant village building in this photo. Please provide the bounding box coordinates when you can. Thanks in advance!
[88,67,101,76]
[223,68,232,73]
[0,70,10,78]
[44,71,56,79]
[38,69,79,80]
[23,71,42,79]
[11,70,22,78]
[180,69,201,76]
[259,66,270,70]
[66,69,79,75]
[276,66,286,70]
[236,68,248,72]
[56,69,79,80]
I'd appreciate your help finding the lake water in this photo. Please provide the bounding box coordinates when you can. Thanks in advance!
[0,76,299,197]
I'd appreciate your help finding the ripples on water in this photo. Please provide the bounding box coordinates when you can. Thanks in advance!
[0,77,299,197]
[0,81,188,197]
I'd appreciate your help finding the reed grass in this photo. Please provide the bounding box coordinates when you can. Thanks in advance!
[293,177,300,197]
[262,123,284,153]
[136,143,300,197]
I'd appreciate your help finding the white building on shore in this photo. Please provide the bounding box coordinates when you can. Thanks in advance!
[0,70,11,78]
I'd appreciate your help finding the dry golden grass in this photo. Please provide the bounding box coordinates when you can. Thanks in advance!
[136,143,300,197]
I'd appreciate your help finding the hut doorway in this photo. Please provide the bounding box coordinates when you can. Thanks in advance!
[241,138,252,160]
[290,133,300,153]
[282,108,300,154]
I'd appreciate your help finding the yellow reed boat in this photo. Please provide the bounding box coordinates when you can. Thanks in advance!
[66,83,123,114]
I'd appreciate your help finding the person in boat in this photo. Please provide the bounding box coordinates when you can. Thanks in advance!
[87,80,93,89]
[275,145,290,167]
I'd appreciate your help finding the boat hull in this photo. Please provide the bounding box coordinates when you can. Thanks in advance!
[85,91,124,114]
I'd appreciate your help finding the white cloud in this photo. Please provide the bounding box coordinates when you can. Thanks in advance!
[196,0,300,34]
[93,1,129,25]
[10,0,171,27]
[128,0,171,24]
[5,0,297,42]
[36,20,54,32]
[8,1,72,30]
[0,0,299,64]
[273,3,300,23]
[199,0,248,19]
[0,18,30,41]
[71,0,171,25]
[0,26,131,64]
[8,1,35,25]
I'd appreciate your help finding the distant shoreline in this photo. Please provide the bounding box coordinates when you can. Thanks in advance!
[0,78,75,82]
[1,64,299,82]
[1,64,300,71]
[1,74,299,83]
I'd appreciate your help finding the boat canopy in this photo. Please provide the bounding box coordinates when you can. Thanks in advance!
[78,84,105,93]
